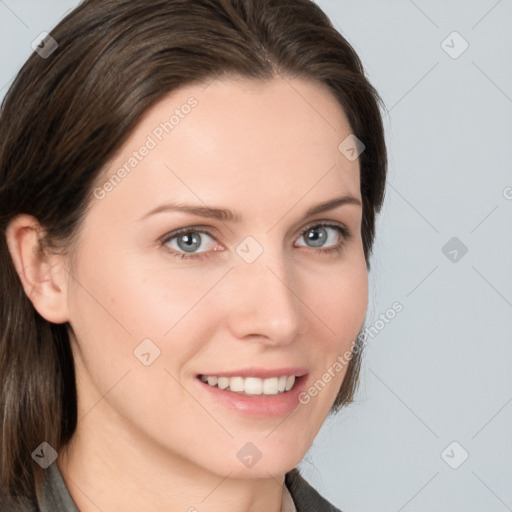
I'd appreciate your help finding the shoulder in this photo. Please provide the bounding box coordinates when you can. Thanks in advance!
[285,468,343,512]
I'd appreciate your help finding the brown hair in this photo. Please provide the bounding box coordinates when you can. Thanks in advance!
[0,0,387,505]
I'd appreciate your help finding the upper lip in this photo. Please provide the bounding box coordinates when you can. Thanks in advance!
[198,367,308,379]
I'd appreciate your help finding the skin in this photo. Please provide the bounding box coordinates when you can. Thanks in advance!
[6,76,367,512]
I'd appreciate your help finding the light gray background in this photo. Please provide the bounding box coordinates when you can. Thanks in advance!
[1,1,511,511]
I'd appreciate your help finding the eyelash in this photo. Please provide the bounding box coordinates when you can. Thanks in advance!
[160,222,352,261]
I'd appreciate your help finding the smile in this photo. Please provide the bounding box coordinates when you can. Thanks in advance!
[199,374,296,395]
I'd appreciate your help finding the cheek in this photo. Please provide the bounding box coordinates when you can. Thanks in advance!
[66,250,231,397]
[66,255,212,434]
[310,256,368,345]
[301,254,367,407]
[70,243,221,339]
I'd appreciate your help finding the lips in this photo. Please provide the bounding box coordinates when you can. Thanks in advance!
[196,371,309,417]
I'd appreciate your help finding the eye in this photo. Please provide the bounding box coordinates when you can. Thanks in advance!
[161,228,220,259]
[295,223,350,252]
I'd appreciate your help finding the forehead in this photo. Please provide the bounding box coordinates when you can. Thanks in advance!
[90,76,361,224]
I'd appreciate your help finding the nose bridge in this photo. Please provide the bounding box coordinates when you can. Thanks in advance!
[228,240,302,343]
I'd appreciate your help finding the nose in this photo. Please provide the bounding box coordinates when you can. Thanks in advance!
[225,249,303,346]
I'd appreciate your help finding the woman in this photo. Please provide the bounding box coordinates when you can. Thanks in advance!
[0,0,387,510]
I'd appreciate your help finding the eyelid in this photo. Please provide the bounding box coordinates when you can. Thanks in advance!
[297,219,352,241]
[159,225,220,252]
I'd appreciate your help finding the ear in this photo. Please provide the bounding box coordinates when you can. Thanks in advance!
[5,214,70,324]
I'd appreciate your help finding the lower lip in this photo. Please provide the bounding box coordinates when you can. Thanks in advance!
[196,375,308,418]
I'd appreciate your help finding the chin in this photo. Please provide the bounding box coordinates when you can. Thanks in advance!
[219,458,301,480]
[194,441,308,480]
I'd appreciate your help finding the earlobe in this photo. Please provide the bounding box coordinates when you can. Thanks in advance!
[5,214,70,324]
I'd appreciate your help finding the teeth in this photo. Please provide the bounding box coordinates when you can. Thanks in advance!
[230,377,245,392]
[200,374,296,395]
[217,376,229,389]
[263,377,279,395]
[244,377,263,395]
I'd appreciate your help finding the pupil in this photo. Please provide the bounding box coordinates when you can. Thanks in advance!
[307,227,326,247]
[178,233,201,252]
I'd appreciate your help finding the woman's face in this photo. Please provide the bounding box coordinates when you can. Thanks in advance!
[63,76,367,478]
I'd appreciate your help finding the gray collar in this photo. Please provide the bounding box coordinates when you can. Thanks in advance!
[40,463,79,512]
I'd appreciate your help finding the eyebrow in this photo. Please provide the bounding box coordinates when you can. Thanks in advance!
[139,194,361,222]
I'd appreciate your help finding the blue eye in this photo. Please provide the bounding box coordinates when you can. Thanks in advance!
[162,229,218,258]
[297,224,347,249]
[160,222,351,260]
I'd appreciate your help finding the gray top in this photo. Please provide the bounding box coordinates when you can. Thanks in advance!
[41,463,80,512]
